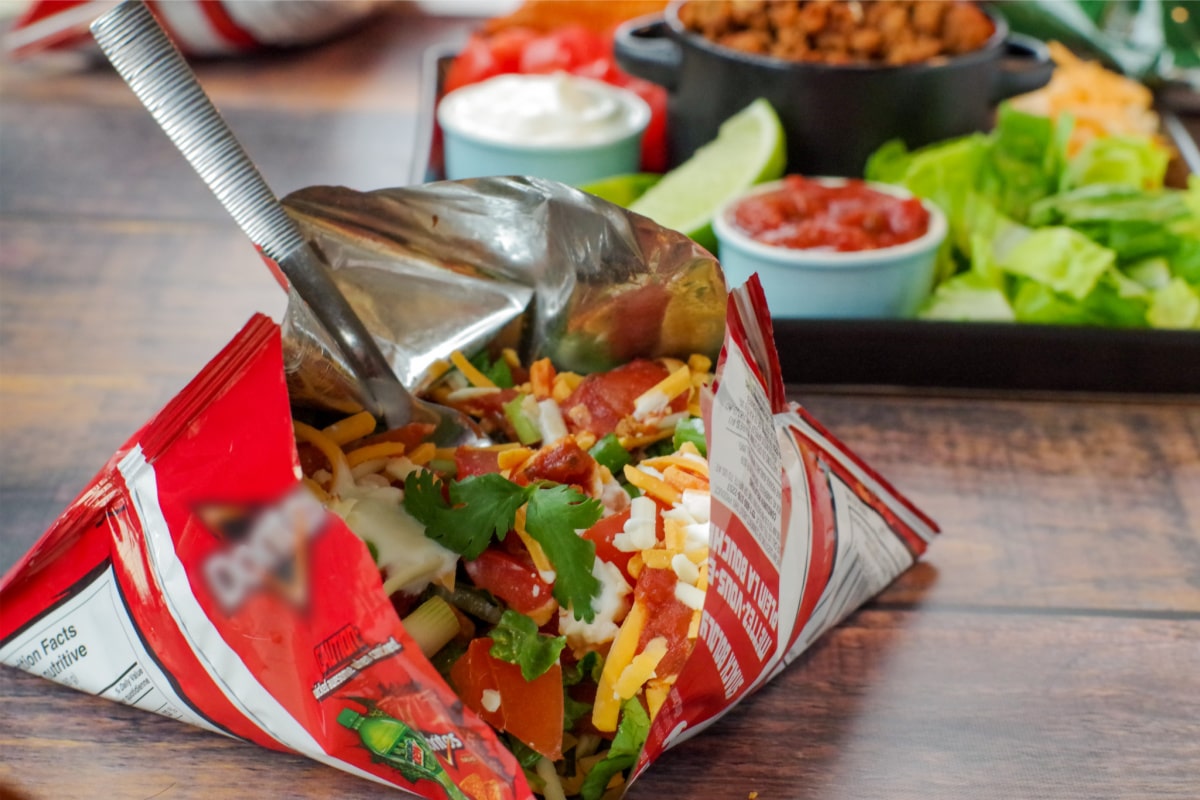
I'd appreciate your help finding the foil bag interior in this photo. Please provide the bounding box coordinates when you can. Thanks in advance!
[279,176,728,415]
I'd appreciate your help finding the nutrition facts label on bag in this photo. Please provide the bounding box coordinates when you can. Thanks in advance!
[0,565,223,735]
[711,347,784,564]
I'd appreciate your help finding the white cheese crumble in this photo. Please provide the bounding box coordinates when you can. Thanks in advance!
[335,496,459,597]
[684,522,710,552]
[481,689,501,713]
[536,398,569,443]
[445,386,503,402]
[383,457,421,482]
[559,560,631,649]
[671,553,700,585]
[632,389,670,422]
[680,489,711,523]
[655,411,688,430]
[674,581,706,611]
[613,495,658,552]
[598,472,632,516]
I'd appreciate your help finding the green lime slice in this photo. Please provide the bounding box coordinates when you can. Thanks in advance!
[629,98,786,252]
[579,173,663,207]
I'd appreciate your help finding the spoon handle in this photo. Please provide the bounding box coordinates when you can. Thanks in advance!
[89,0,415,427]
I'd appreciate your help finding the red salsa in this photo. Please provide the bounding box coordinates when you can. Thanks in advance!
[730,175,930,252]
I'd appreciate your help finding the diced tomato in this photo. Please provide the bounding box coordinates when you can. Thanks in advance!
[454,446,501,478]
[582,509,633,577]
[580,508,661,587]
[464,548,558,626]
[633,567,694,678]
[569,55,622,84]
[444,35,501,95]
[561,359,669,436]
[615,75,669,173]
[518,438,596,488]
[486,26,539,73]
[519,26,608,74]
[450,638,564,759]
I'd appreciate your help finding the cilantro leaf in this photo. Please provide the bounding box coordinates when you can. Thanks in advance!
[489,610,566,681]
[524,484,603,622]
[580,698,649,800]
[403,470,531,559]
[503,734,543,770]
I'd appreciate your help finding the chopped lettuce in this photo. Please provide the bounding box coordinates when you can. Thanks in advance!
[580,698,649,800]
[1147,279,1200,329]
[1063,135,1170,191]
[869,100,1197,330]
[920,273,1015,322]
[488,610,567,681]
[997,227,1113,300]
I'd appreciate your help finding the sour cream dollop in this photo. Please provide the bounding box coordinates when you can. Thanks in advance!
[437,72,650,149]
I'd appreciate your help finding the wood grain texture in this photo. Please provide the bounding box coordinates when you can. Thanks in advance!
[2,6,1199,800]
[2,611,1197,800]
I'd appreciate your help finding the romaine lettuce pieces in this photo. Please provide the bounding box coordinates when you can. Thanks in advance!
[865,104,1199,329]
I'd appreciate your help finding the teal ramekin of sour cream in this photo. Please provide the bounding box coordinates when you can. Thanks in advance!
[437,73,651,186]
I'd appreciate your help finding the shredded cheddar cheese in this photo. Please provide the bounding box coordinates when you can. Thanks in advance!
[623,464,682,505]
[294,421,354,497]
[345,441,407,467]
[1009,41,1163,156]
[632,365,692,421]
[450,350,498,388]
[613,636,667,699]
[592,601,647,731]
[498,446,534,471]
[513,506,555,577]
[321,410,377,446]
[641,453,709,478]
[662,465,708,493]
[640,548,674,570]
[530,358,556,399]
[407,442,437,466]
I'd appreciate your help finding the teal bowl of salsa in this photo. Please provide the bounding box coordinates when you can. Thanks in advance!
[713,176,947,319]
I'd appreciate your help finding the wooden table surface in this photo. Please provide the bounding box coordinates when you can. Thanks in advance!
[2,6,1199,800]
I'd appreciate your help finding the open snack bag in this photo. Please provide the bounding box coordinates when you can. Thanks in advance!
[0,178,938,800]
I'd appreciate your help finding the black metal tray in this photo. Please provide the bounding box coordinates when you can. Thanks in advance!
[413,46,1200,396]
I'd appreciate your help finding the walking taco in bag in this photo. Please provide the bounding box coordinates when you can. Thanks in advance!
[0,178,938,799]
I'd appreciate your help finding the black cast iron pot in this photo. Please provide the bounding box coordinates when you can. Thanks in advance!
[614,2,1054,176]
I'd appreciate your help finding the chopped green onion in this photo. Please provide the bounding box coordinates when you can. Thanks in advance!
[401,595,460,658]
[673,417,707,457]
[428,458,457,477]
[588,433,632,474]
[503,394,542,445]
[432,583,503,624]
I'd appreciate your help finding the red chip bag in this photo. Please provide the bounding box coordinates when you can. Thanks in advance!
[0,280,938,798]
[6,0,386,60]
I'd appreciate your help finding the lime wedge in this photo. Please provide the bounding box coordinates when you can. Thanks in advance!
[629,98,786,252]
[579,173,662,207]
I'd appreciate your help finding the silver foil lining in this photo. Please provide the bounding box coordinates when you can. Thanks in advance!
[279,176,727,416]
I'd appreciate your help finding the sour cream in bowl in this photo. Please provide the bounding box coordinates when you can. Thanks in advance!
[437,72,651,186]
[713,176,947,319]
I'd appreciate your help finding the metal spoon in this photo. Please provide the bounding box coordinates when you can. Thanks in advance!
[89,0,483,445]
